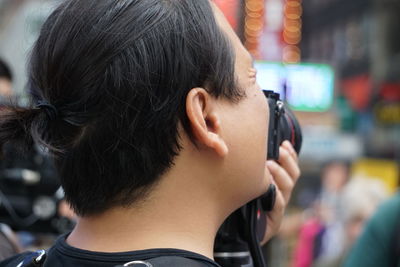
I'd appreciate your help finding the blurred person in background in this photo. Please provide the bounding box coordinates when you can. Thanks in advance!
[0,0,300,266]
[292,161,350,267]
[313,177,387,267]
[0,58,13,103]
[314,161,350,262]
[0,58,22,260]
[344,191,400,267]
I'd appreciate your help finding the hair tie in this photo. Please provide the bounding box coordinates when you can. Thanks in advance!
[36,100,58,121]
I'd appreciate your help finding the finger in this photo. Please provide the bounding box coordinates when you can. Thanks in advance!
[282,140,298,162]
[277,146,301,181]
[267,160,294,203]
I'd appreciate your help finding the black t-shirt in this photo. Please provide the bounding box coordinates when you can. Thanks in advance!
[0,234,221,266]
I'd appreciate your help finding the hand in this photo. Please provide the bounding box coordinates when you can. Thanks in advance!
[261,140,301,244]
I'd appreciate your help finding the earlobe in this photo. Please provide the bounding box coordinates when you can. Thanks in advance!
[186,88,229,157]
[207,131,229,157]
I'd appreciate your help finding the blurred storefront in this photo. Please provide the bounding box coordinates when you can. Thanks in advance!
[215,1,399,266]
[299,0,400,204]
[301,0,400,159]
[216,0,399,185]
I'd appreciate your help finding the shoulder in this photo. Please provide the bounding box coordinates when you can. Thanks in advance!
[344,193,400,267]
[1,251,220,267]
[0,252,32,267]
[26,235,221,267]
[367,192,400,233]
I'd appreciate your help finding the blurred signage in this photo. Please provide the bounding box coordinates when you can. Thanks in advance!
[300,127,364,161]
[341,74,371,112]
[352,159,399,194]
[213,0,240,32]
[255,61,335,112]
[243,0,265,58]
[380,83,400,102]
[374,102,400,125]
[259,0,284,61]
[282,0,302,63]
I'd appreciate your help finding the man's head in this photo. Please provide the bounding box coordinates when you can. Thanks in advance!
[0,59,13,98]
[12,0,269,216]
[321,161,350,193]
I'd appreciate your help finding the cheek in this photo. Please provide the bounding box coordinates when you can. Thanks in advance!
[238,95,269,159]
[251,92,269,154]
[227,96,269,185]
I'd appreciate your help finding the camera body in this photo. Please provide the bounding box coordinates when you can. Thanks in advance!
[264,90,302,160]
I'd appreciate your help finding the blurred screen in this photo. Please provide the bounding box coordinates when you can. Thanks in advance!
[255,61,335,112]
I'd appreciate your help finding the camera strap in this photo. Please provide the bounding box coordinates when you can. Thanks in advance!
[244,200,266,267]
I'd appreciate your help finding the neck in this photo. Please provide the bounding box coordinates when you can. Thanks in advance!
[68,199,221,259]
[67,162,228,259]
[68,208,219,259]
[67,142,238,260]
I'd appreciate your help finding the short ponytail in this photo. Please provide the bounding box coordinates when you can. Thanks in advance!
[0,100,86,158]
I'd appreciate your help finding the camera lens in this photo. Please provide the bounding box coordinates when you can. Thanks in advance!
[279,106,302,155]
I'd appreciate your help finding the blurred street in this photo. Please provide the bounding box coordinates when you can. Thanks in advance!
[0,0,399,266]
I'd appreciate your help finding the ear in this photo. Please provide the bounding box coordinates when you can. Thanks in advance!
[185,88,228,157]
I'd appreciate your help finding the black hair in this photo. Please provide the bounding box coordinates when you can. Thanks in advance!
[0,59,12,81]
[0,0,243,216]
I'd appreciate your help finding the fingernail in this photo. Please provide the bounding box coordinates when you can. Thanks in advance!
[291,145,297,155]
[283,140,289,145]
[285,141,296,154]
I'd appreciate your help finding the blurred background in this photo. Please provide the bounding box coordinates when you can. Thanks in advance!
[0,0,399,266]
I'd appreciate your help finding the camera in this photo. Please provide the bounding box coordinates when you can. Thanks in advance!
[214,90,302,267]
[264,90,302,160]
